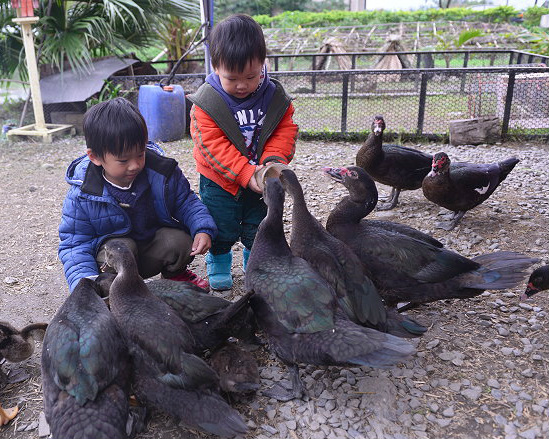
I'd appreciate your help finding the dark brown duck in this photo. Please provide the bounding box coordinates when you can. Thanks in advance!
[422,151,519,230]
[355,115,432,210]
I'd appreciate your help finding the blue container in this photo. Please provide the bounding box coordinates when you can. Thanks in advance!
[138,84,186,142]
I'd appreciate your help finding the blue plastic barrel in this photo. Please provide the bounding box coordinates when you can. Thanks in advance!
[138,84,186,142]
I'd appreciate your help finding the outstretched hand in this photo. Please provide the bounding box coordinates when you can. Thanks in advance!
[190,232,212,256]
[248,165,264,194]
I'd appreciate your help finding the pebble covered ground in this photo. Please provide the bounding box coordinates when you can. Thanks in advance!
[0,136,547,439]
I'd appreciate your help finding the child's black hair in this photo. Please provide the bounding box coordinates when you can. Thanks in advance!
[83,97,148,158]
[209,14,266,72]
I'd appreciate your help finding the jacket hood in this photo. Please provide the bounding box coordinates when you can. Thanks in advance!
[65,154,90,187]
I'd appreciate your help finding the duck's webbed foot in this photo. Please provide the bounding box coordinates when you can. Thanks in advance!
[261,365,306,402]
[377,188,400,211]
[435,211,465,231]
[0,404,19,425]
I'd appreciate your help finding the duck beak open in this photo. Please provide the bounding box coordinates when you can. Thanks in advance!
[521,282,540,301]
[322,167,345,183]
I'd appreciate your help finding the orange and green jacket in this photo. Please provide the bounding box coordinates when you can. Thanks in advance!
[188,78,298,196]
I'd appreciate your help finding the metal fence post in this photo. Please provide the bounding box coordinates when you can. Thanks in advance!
[460,52,470,93]
[274,56,279,72]
[341,73,349,133]
[463,51,469,68]
[417,72,429,135]
[311,56,317,92]
[501,71,516,138]
[509,51,514,65]
[517,53,523,64]
[351,54,356,92]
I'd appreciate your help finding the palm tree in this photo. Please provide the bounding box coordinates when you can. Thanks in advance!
[0,0,199,78]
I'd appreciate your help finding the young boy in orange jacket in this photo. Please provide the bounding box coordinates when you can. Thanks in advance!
[188,14,298,290]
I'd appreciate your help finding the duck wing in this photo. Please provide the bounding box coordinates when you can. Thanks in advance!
[295,237,386,328]
[147,279,233,323]
[449,161,503,198]
[351,227,479,288]
[366,219,443,248]
[114,295,218,391]
[382,144,432,182]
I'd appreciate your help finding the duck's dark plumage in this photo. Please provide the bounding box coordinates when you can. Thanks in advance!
[522,265,549,300]
[41,278,134,439]
[422,152,519,230]
[96,273,255,353]
[324,166,537,310]
[209,342,260,394]
[355,115,432,210]
[103,240,248,438]
[245,177,415,401]
[279,168,426,337]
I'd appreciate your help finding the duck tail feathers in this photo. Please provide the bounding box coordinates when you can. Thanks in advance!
[346,327,416,368]
[498,157,519,181]
[192,394,249,438]
[135,372,248,438]
[464,251,538,290]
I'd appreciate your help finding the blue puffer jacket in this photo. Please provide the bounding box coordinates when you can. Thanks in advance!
[59,143,217,292]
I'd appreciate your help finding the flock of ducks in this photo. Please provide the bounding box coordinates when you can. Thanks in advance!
[358,115,520,230]
[1,115,548,438]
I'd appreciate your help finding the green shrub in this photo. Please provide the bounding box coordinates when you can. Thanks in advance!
[254,6,526,29]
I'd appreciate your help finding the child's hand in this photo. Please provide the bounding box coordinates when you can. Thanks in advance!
[190,233,212,256]
[248,165,265,194]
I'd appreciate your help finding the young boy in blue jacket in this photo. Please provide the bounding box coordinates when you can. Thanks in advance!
[58,97,216,292]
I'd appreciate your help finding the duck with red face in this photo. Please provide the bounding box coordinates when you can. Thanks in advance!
[521,265,549,301]
[422,151,519,230]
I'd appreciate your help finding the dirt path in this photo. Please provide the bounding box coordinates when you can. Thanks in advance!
[0,136,547,439]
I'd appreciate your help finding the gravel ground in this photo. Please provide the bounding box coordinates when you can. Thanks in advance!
[0,135,547,439]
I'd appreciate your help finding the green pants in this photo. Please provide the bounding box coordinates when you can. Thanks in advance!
[96,227,193,278]
[199,175,267,255]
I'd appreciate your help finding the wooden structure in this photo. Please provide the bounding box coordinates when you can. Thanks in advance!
[449,116,500,145]
[262,21,526,55]
[7,0,74,143]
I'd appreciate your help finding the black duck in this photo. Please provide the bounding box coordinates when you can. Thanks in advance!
[245,177,415,401]
[324,166,538,311]
[0,321,47,425]
[355,115,432,210]
[103,240,248,438]
[95,273,256,353]
[279,167,426,338]
[522,265,549,300]
[422,151,520,230]
[209,342,260,394]
[41,278,140,439]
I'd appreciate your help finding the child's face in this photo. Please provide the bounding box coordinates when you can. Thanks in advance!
[215,59,264,99]
[88,146,145,187]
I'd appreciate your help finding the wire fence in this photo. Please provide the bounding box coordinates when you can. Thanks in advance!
[110,50,549,141]
[150,49,548,73]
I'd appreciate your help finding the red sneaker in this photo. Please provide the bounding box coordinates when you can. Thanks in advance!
[166,269,210,290]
